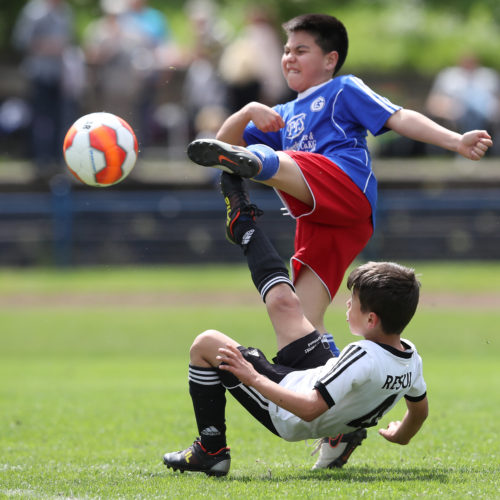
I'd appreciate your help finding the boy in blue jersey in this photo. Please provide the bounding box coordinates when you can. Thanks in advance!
[187,15,492,363]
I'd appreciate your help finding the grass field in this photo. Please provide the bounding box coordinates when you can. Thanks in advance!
[1,262,499,499]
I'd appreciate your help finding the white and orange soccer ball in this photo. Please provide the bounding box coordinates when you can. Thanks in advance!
[63,112,138,187]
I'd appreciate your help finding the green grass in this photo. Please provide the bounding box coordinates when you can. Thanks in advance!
[0,261,499,297]
[0,265,254,294]
[1,263,499,499]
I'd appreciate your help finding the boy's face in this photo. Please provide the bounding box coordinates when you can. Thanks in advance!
[282,31,338,93]
[346,292,370,337]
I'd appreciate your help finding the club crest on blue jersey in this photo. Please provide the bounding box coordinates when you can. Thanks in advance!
[311,96,325,112]
[286,113,306,139]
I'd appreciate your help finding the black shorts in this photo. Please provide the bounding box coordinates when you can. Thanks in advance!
[217,331,334,436]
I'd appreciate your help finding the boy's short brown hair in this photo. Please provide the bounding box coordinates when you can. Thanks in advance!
[282,14,349,76]
[347,262,421,335]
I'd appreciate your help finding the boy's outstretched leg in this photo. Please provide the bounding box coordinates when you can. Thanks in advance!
[223,172,341,356]
[221,172,319,349]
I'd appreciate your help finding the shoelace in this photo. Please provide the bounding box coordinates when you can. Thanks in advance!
[309,438,326,456]
[246,204,264,218]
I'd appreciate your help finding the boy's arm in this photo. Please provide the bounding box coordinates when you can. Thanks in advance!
[216,102,285,145]
[378,396,428,445]
[217,344,328,422]
[385,109,492,161]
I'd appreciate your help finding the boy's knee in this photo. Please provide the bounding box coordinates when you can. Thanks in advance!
[190,329,222,357]
[266,286,301,316]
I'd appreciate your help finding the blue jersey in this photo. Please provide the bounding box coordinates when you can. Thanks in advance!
[243,75,401,217]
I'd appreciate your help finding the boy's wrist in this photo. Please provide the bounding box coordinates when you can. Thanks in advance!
[240,103,255,121]
[250,372,265,389]
[449,132,463,153]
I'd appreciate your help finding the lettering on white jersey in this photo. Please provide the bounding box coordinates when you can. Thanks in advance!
[381,372,412,390]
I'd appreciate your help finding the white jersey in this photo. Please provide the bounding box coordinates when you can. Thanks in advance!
[268,339,426,442]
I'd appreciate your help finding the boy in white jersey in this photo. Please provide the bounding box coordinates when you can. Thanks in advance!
[186,14,493,356]
[163,173,428,476]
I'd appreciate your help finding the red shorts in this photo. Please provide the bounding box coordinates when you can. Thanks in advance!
[276,151,373,301]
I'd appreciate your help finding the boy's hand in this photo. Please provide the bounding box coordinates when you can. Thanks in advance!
[245,102,285,133]
[457,130,493,160]
[378,420,410,445]
[217,344,259,386]
[378,396,428,445]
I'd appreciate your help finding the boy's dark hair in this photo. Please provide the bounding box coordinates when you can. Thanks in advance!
[282,14,348,76]
[347,262,420,335]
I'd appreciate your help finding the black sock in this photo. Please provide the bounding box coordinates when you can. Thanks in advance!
[188,365,227,452]
[233,218,294,301]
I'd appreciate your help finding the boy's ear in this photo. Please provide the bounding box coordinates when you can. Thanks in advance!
[367,311,380,330]
[325,51,339,72]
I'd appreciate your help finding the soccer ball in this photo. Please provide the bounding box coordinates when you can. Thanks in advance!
[63,112,138,187]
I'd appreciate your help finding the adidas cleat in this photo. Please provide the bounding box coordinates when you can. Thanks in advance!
[311,429,367,469]
[220,172,263,244]
[163,438,231,477]
[187,139,262,178]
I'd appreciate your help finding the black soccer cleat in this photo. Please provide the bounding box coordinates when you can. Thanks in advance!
[311,428,367,469]
[163,438,231,477]
[187,139,262,178]
[220,172,263,244]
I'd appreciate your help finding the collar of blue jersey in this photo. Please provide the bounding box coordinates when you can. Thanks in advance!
[297,79,331,101]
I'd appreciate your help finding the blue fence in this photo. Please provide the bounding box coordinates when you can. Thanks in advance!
[0,177,499,266]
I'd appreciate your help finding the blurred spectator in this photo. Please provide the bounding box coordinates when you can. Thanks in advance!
[182,0,229,140]
[83,0,138,121]
[0,98,32,158]
[12,0,82,178]
[218,7,290,112]
[426,53,500,135]
[119,0,180,148]
[84,0,180,149]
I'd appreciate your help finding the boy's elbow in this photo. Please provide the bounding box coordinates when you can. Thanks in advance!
[418,398,429,421]
[300,402,327,422]
[301,411,318,422]
[421,406,429,421]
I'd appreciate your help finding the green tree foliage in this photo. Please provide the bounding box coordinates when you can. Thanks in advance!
[2,0,500,73]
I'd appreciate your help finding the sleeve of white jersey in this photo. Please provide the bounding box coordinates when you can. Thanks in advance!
[405,351,427,402]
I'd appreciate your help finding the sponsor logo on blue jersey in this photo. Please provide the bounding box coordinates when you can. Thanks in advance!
[286,113,306,139]
[291,132,316,152]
